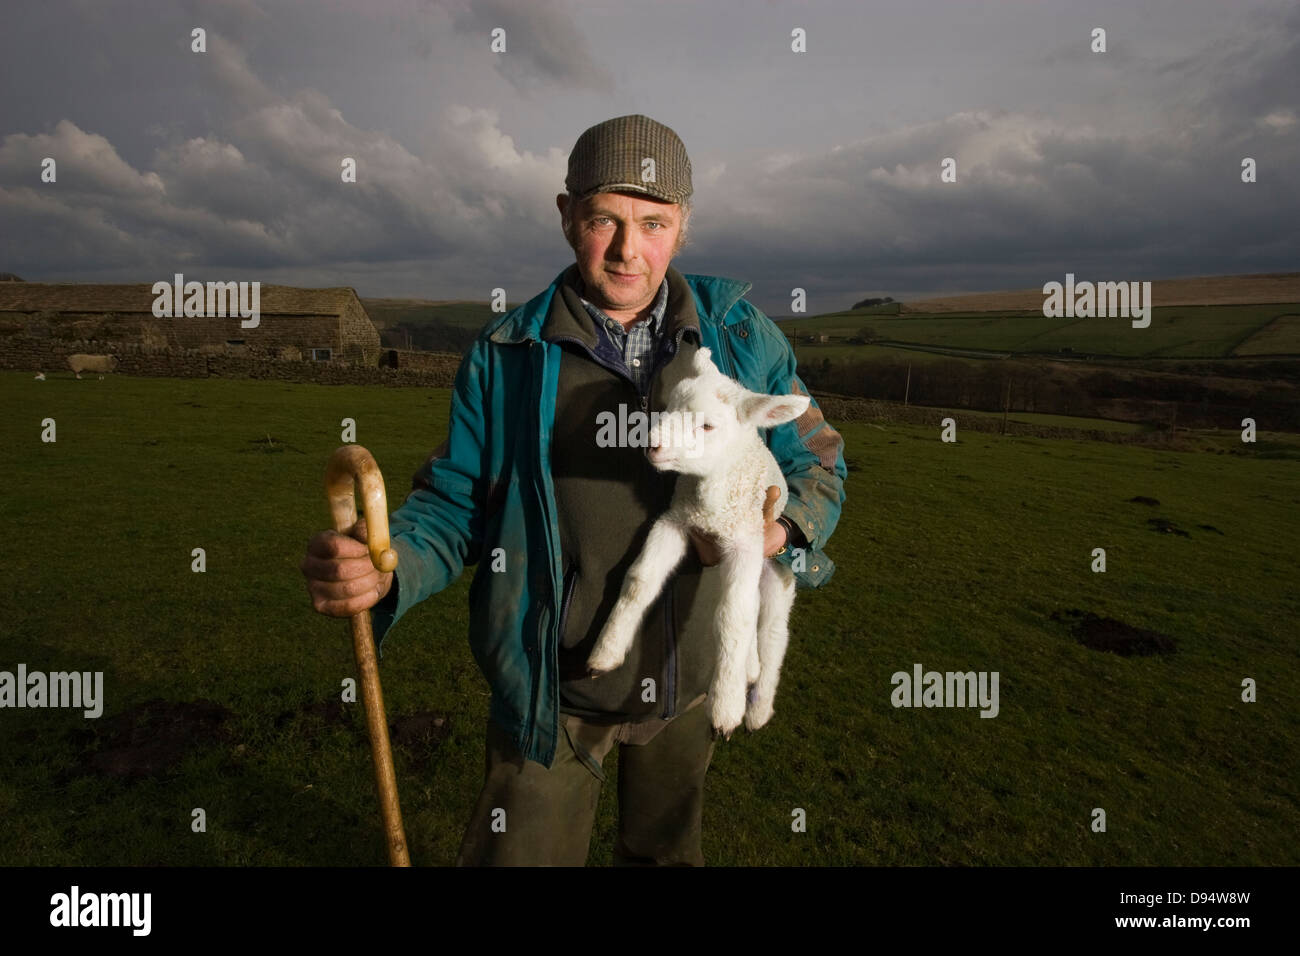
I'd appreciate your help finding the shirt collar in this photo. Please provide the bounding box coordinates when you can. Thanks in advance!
[578,277,669,336]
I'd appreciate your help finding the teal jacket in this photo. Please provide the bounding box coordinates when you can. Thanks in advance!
[371,266,848,767]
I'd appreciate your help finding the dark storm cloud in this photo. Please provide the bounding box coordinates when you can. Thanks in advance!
[429,0,614,93]
[0,0,1294,311]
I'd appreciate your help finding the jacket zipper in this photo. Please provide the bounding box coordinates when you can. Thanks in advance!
[550,333,635,389]
[553,330,682,719]
[558,565,577,640]
[523,340,553,761]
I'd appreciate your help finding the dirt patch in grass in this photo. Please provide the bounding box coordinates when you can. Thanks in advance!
[1051,609,1178,656]
[1148,517,1191,537]
[270,698,451,769]
[389,712,451,770]
[75,698,234,779]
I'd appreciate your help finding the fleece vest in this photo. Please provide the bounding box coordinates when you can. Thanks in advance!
[542,264,715,721]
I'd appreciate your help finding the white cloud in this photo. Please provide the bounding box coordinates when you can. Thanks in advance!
[0,120,165,198]
[1257,109,1297,132]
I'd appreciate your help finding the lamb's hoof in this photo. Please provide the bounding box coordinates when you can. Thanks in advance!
[709,683,746,741]
[711,725,734,742]
[587,668,606,679]
[744,696,774,731]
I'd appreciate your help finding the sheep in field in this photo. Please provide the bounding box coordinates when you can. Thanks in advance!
[587,347,810,738]
[67,354,119,379]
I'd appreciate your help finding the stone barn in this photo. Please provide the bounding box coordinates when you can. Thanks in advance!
[0,283,382,365]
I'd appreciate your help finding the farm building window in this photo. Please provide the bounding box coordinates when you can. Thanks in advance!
[226,340,245,346]
[311,348,333,362]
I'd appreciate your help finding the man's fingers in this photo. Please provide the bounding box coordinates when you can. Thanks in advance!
[307,528,369,559]
[301,550,379,582]
[306,568,387,617]
[310,589,381,618]
[319,573,382,599]
[303,521,391,618]
[762,485,780,525]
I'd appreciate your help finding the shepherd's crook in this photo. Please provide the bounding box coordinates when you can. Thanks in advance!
[324,445,410,866]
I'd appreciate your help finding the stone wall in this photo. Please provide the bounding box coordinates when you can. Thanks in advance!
[379,348,462,372]
[0,335,459,388]
[4,307,380,365]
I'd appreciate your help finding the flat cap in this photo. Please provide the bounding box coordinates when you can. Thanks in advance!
[565,114,693,204]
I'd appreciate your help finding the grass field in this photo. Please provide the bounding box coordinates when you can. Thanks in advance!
[1,372,1296,866]
[1234,312,1300,355]
[777,303,1300,359]
[899,272,1300,314]
[952,409,1151,433]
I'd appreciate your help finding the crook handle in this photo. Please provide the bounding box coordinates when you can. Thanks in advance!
[324,445,398,573]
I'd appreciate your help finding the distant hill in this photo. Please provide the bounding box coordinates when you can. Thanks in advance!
[361,298,492,328]
[899,272,1300,314]
[361,297,496,354]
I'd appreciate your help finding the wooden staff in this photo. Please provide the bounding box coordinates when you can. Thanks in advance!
[324,445,410,867]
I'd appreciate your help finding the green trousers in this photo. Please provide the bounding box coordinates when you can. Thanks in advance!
[456,699,717,866]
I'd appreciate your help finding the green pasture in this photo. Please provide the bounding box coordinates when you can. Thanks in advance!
[1234,312,1300,355]
[790,343,1003,365]
[0,372,1296,865]
[777,303,1300,359]
[953,408,1150,433]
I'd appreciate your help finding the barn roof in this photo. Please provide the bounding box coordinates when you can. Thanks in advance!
[0,283,365,317]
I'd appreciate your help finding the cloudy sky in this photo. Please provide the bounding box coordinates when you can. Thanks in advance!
[1,0,1297,315]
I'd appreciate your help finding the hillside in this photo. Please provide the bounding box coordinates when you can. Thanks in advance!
[360,298,495,353]
[898,272,1300,314]
[778,303,1300,359]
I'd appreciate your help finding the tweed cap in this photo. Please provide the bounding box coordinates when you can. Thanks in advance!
[565,114,693,204]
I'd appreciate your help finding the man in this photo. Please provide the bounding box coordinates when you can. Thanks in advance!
[302,115,847,866]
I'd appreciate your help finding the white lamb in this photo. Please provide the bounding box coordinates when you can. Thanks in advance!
[587,347,810,738]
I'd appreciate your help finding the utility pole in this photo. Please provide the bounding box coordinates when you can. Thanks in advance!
[904,363,912,406]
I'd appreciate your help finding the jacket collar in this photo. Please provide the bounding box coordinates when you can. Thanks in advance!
[489,263,753,346]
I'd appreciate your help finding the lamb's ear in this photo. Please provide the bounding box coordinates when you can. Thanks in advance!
[738,391,812,428]
[692,347,715,375]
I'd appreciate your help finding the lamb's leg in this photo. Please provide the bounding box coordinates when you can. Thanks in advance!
[709,543,764,739]
[588,519,689,675]
[745,560,796,731]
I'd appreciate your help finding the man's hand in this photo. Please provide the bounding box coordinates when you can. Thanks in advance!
[301,517,395,617]
[689,486,788,566]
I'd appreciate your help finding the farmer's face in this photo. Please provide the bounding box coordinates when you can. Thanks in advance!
[557,190,685,324]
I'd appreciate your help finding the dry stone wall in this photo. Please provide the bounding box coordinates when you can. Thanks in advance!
[0,335,459,388]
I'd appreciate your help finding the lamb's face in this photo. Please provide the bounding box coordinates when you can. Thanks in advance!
[646,347,811,476]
